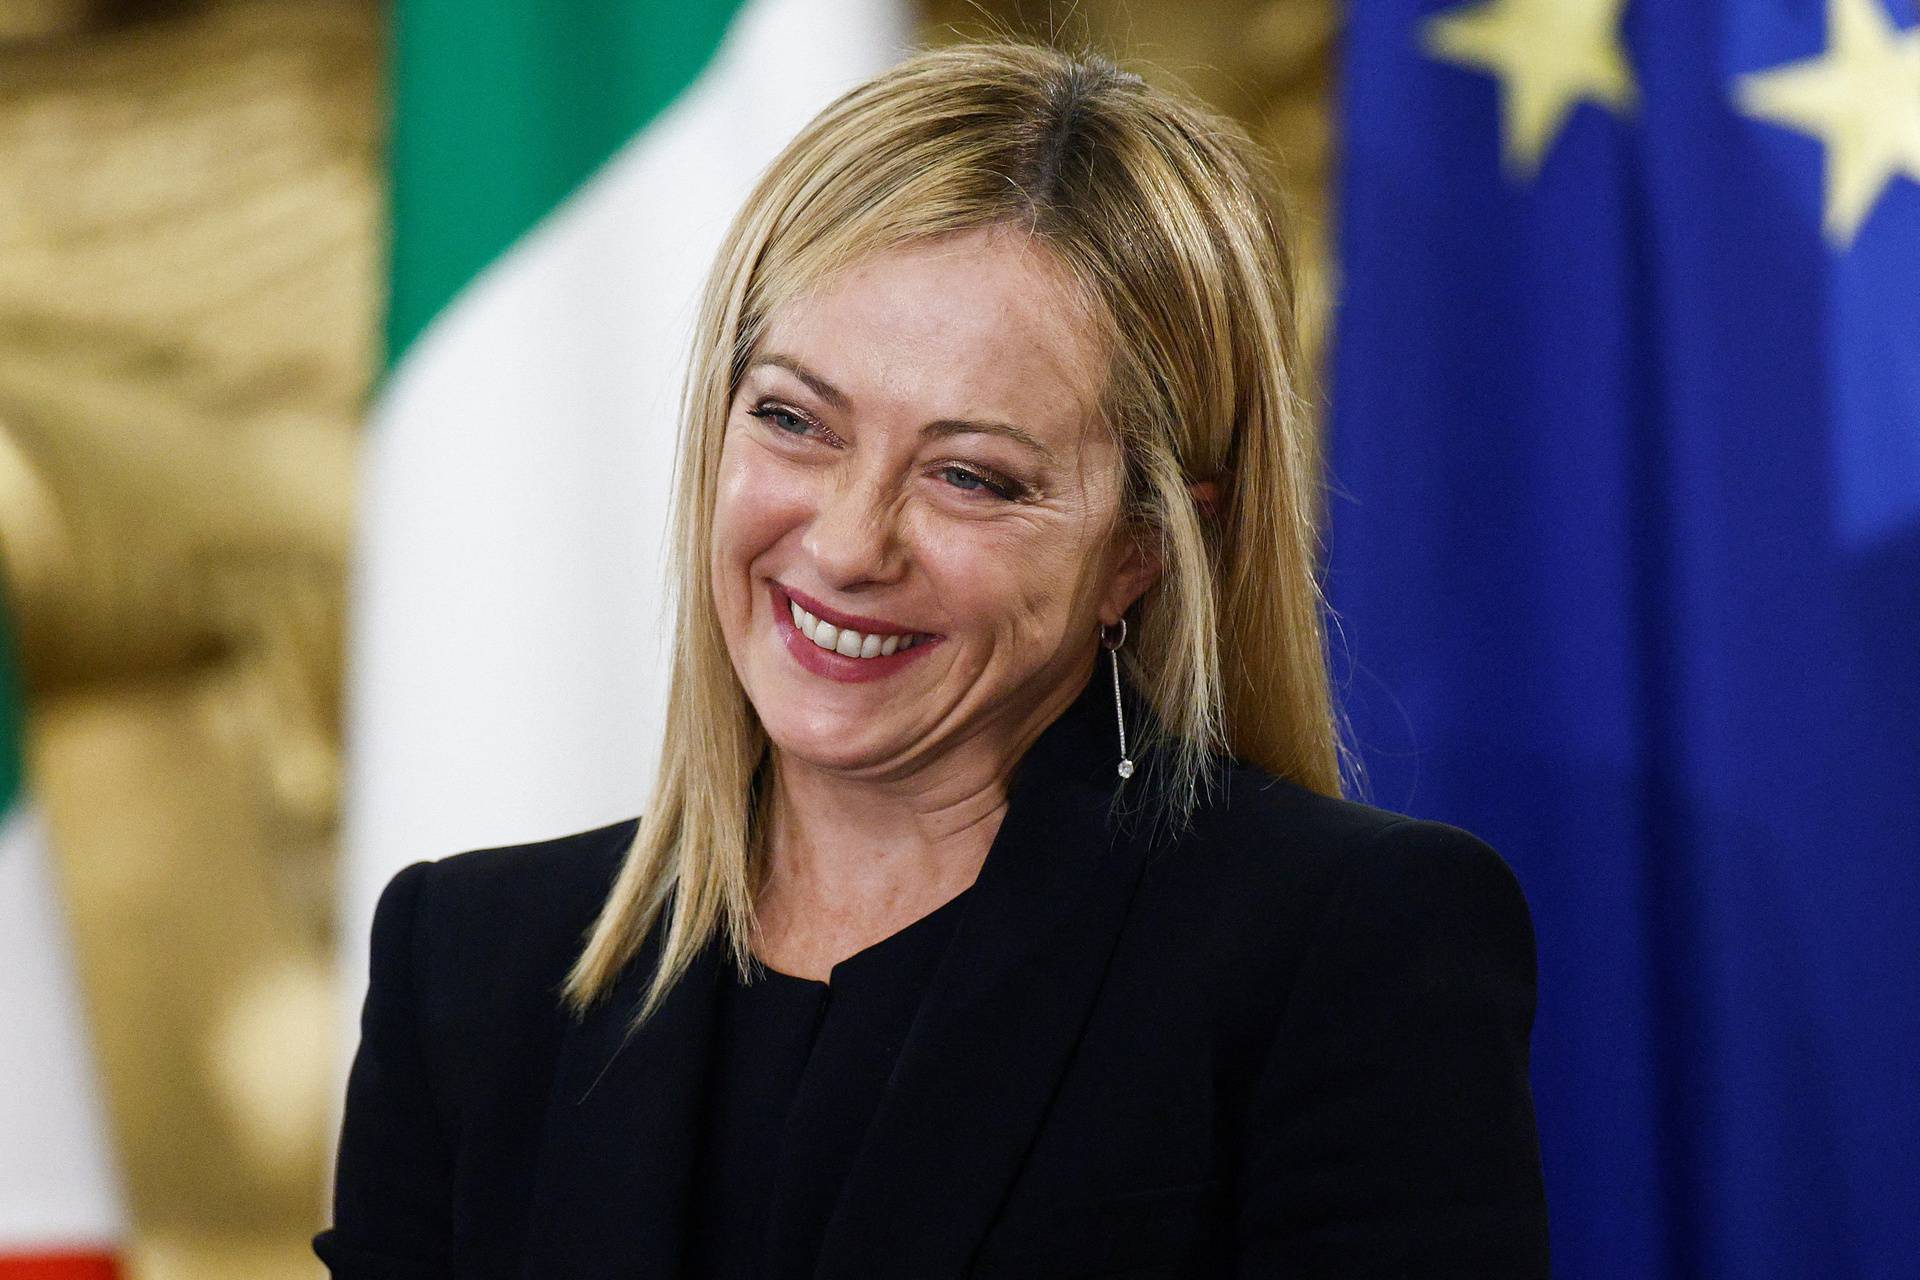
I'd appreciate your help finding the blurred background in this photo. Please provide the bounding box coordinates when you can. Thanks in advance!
[1,1,1913,1278]
[0,2,1332,1277]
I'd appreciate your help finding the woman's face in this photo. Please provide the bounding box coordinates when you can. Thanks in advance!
[710,225,1157,783]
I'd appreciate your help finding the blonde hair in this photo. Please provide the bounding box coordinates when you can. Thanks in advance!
[562,40,1348,1028]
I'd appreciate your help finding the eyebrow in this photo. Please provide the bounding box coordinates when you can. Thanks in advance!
[749,352,1057,463]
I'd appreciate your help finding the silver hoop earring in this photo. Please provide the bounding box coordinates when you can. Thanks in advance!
[1098,620,1135,780]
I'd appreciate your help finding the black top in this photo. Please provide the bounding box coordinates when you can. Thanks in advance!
[315,669,1548,1279]
[687,884,975,1279]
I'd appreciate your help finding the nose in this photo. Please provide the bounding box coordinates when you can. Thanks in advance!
[801,472,906,591]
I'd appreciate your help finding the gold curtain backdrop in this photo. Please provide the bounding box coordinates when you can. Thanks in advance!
[0,2,1333,1275]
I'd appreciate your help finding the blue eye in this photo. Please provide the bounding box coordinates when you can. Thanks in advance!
[748,399,1022,500]
[940,465,1020,501]
[748,405,811,435]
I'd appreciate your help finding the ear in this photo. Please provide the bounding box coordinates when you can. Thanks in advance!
[1098,528,1162,628]
[1189,478,1220,522]
[1098,478,1220,626]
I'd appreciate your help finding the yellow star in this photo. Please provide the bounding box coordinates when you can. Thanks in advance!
[1424,0,1636,178]
[1735,0,1920,248]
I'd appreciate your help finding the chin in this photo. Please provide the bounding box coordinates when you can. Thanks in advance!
[756,701,902,773]
[744,655,851,723]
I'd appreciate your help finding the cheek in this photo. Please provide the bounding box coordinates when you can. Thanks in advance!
[713,435,811,568]
[914,513,1104,643]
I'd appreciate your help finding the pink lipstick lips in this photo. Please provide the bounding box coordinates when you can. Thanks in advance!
[771,582,941,684]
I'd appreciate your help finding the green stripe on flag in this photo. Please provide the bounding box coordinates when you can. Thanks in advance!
[1,590,23,814]
[387,0,752,365]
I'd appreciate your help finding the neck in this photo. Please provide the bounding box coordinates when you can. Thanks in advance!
[764,756,1006,912]
[756,656,1096,927]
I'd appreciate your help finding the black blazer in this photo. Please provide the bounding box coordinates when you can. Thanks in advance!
[314,674,1549,1279]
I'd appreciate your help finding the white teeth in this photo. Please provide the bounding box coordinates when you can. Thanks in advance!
[786,596,922,659]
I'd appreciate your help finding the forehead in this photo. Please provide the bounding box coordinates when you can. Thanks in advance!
[755,227,1109,443]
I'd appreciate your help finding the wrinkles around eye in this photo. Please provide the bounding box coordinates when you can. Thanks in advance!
[746,400,1036,504]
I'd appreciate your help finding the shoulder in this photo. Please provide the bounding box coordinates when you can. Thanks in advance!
[368,816,637,1026]
[1153,760,1536,1008]
[1188,771,1550,1269]
[1174,759,1525,909]
[345,817,638,1155]
[405,813,636,921]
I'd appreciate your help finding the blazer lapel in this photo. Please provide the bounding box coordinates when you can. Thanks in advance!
[812,668,1167,1280]
[517,913,724,1280]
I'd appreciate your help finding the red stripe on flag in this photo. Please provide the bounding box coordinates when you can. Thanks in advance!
[0,1255,120,1280]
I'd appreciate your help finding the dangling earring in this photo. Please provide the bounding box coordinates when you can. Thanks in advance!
[1099,619,1135,780]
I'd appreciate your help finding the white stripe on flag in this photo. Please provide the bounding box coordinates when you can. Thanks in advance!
[0,802,126,1253]
[338,0,909,1113]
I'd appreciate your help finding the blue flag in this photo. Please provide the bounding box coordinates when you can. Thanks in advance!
[1327,2,1920,1276]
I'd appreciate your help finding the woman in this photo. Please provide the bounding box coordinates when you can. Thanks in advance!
[315,40,1549,1280]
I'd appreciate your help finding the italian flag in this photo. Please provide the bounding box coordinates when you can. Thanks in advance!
[0,604,126,1276]
[338,0,909,1076]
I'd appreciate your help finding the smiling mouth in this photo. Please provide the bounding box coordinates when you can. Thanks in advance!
[778,584,937,661]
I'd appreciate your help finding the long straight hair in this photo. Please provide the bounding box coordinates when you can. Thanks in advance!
[561,40,1350,1029]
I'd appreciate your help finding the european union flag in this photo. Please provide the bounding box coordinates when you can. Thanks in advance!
[1327,2,1920,1276]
